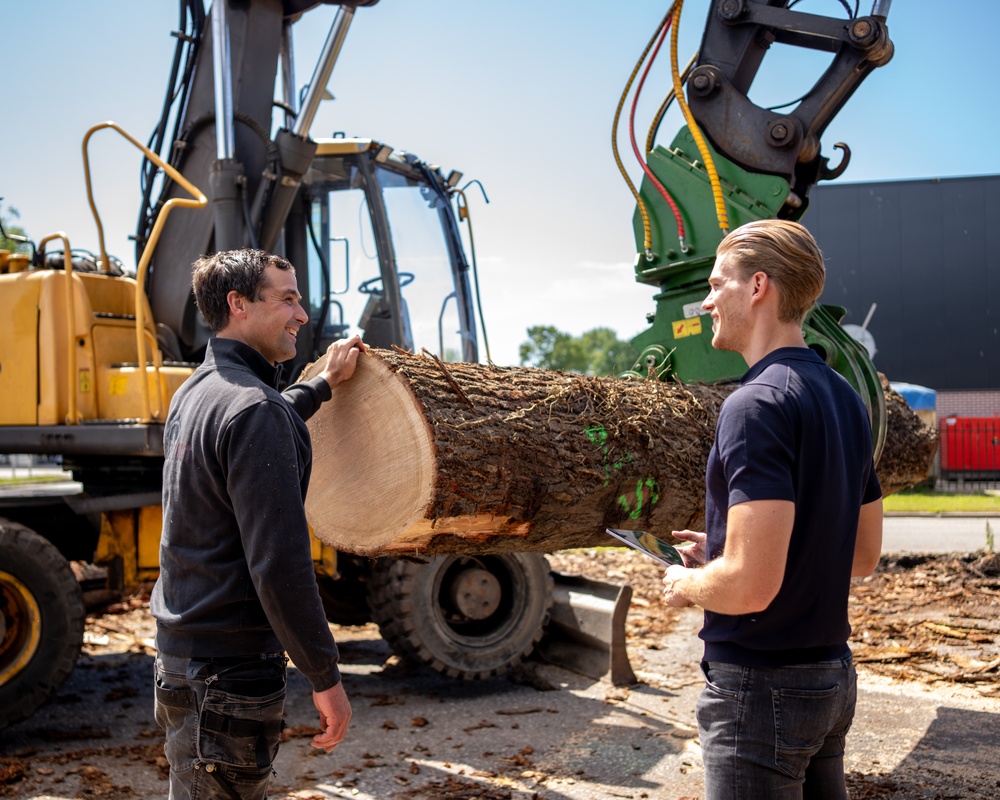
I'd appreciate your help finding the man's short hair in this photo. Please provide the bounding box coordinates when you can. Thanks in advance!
[716,219,826,323]
[191,249,295,333]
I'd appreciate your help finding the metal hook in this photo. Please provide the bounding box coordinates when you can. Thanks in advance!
[819,142,852,182]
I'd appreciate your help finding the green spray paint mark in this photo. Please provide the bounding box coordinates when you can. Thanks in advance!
[584,425,608,448]
[612,451,634,472]
[584,425,658,519]
[586,423,634,486]
[618,477,660,520]
[585,424,611,486]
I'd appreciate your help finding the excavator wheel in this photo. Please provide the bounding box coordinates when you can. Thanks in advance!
[0,519,85,729]
[369,553,553,680]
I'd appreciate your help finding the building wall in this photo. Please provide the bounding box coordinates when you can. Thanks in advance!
[806,175,999,393]
[937,390,1000,418]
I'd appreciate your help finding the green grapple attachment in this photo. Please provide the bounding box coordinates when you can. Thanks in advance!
[627,127,786,385]
[617,0,894,463]
[622,127,886,461]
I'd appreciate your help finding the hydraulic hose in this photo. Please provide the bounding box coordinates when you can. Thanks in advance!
[629,10,688,253]
[612,4,685,259]
[670,0,730,233]
[646,51,698,154]
[455,186,492,365]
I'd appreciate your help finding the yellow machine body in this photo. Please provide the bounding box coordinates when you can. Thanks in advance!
[92,503,339,591]
[0,269,193,425]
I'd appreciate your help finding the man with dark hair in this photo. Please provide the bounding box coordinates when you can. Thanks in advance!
[151,248,366,799]
[663,219,883,799]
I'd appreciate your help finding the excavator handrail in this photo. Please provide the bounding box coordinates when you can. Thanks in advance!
[81,121,207,423]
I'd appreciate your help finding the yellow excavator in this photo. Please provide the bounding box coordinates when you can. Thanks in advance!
[0,0,892,729]
[1,0,630,729]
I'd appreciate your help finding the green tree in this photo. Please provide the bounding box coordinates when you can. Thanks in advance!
[578,327,640,376]
[0,203,30,255]
[519,325,638,376]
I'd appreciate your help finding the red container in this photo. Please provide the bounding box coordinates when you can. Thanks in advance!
[939,417,1000,476]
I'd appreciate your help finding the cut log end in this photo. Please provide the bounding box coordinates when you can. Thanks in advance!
[302,353,437,554]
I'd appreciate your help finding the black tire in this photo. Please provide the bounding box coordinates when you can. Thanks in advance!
[0,518,85,729]
[368,553,553,680]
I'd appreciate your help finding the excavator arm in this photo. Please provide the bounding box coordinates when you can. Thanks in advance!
[623,0,893,460]
[688,0,892,207]
[140,0,377,361]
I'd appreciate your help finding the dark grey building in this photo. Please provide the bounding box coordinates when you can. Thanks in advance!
[804,174,999,393]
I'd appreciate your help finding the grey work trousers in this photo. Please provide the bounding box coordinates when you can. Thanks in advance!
[154,651,287,800]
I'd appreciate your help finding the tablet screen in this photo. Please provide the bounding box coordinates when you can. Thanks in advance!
[605,528,683,566]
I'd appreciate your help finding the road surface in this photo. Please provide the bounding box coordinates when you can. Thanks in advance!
[1,484,997,799]
[883,514,997,553]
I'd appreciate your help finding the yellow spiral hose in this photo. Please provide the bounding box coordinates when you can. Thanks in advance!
[670,0,730,232]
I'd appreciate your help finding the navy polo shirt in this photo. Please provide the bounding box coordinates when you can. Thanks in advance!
[701,347,882,666]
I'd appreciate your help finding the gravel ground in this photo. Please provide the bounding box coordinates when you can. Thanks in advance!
[1,548,998,799]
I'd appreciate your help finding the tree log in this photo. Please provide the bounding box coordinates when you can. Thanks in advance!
[302,349,937,557]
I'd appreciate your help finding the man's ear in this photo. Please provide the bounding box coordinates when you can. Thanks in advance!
[749,271,770,304]
[227,290,248,320]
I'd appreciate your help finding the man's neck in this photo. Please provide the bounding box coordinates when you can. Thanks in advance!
[742,326,808,369]
[215,330,276,366]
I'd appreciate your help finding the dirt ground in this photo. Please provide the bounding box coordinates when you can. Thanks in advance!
[594,548,1000,694]
[1,548,998,799]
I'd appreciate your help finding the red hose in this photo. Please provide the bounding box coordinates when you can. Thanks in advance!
[630,14,685,244]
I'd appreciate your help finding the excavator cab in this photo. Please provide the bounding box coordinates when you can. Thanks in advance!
[299,138,477,365]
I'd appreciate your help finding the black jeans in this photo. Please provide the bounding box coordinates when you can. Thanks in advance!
[154,652,287,800]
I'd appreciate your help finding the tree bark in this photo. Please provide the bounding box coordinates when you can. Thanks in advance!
[303,349,936,557]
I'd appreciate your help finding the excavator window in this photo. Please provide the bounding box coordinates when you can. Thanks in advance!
[376,165,464,361]
[305,153,469,361]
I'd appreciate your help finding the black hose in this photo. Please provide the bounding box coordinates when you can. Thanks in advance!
[136,0,205,265]
[305,189,332,345]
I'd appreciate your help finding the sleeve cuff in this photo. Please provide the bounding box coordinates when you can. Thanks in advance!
[308,663,342,693]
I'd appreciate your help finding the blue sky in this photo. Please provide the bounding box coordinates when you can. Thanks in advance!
[4,0,999,366]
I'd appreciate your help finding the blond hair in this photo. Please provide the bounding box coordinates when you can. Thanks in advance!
[716,219,826,323]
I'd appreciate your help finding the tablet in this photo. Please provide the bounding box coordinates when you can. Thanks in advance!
[605,528,683,566]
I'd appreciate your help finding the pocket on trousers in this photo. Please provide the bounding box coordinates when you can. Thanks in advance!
[197,663,286,770]
[701,662,741,698]
[155,682,196,714]
[771,684,840,779]
[154,681,198,771]
[207,763,275,800]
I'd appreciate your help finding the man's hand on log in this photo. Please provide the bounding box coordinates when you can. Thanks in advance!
[672,529,707,568]
[320,335,368,389]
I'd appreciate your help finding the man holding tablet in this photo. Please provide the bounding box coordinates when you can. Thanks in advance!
[660,220,883,799]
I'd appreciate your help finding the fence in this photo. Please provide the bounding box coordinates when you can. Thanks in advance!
[936,417,1000,493]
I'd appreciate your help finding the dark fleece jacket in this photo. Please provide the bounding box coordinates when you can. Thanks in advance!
[151,337,341,691]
